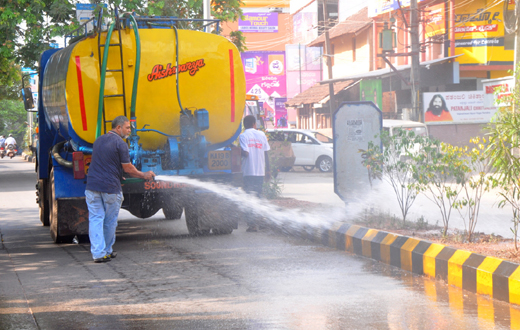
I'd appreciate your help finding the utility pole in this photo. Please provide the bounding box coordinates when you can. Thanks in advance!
[322,0,335,125]
[515,0,520,79]
[203,0,211,32]
[410,0,421,122]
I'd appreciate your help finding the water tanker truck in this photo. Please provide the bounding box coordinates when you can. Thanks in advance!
[27,13,246,243]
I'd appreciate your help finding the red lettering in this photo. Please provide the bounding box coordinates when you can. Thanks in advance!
[147,59,206,82]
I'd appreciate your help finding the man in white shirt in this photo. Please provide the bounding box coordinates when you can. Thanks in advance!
[5,134,16,147]
[239,115,270,232]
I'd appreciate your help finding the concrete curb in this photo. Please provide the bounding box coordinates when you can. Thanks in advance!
[297,222,520,306]
[21,152,35,163]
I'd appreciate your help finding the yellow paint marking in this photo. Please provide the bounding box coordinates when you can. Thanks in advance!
[327,222,345,248]
[400,238,421,272]
[448,250,472,289]
[476,257,503,297]
[422,243,445,278]
[508,265,520,305]
[361,229,379,258]
[380,233,399,265]
[344,225,362,253]
[477,295,495,328]
[510,306,520,329]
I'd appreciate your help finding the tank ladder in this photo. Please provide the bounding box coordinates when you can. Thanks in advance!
[96,14,128,138]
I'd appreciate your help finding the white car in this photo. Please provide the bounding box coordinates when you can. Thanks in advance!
[267,129,333,172]
[382,119,428,137]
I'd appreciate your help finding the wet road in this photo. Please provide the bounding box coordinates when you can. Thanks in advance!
[0,157,517,329]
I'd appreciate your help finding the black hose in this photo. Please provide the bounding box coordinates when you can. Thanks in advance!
[52,141,73,168]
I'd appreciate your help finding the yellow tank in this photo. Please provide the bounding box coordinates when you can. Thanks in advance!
[45,28,245,150]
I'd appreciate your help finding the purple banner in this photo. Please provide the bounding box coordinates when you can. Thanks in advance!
[275,98,288,128]
[286,71,321,99]
[239,12,278,33]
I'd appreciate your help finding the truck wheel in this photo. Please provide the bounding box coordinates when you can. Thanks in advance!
[303,166,315,172]
[163,204,183,220]
[38,179,50,226]
[185,206,210,236]
[49,168,74,244]
[316,156,333,172]
[212,228,233,235]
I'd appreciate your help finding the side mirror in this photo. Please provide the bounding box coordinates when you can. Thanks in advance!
[22,87,35,111]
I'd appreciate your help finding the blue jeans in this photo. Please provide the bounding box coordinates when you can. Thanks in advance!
[85,190,123,259]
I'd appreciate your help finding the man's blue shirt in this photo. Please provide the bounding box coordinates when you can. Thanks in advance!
[86,132,131,194]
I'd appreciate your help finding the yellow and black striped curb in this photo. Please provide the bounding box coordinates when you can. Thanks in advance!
[296,222,520,306]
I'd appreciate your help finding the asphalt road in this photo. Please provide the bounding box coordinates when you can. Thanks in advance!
[0,157,515,329]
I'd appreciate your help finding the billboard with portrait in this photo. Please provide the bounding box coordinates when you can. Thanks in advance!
[423,91,498,125]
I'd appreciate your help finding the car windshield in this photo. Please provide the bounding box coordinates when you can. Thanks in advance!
[312,132,333,143]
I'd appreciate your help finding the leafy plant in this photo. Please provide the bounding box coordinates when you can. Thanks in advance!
[360,128,421,226]
[452,137,493,242]
[411,137,469,237]
[485,70,520,250]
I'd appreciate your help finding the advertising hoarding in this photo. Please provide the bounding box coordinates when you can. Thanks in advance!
[423,91,498,125]
[242,51,287,128]
[285,44,322,99]
[275,98,288,128]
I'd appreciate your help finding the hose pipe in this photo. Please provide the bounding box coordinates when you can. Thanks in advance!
[52,141,73,168]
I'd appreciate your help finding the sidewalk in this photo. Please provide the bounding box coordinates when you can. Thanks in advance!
[278,169,514,239]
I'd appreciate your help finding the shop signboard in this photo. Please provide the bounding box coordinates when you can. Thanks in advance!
[368,0,426,17]
[238,12,278,33]
[424,3,445,38]
[454,0,514,66]
[423,91,498,125]
[359,79,382,110]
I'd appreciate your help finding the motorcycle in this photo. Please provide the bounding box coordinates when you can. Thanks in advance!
[6,144,17,159]
[0,146,4,159]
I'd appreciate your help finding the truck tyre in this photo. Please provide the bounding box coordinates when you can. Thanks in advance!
[212,228,233,235]
[163,204,183,220]
[38,179,50,226]
[49,168,74,244]
[316,156,333,173]
[303,166,315,172]
[185,206,210,236]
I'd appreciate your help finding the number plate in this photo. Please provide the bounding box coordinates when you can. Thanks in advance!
[208,150,231,170]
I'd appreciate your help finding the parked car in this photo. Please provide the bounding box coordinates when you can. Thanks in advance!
[382,119,429,160]
[266,129,333,172]
[382,119,428,137]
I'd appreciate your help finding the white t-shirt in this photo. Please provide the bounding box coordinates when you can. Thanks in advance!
[239,128,270,176]
[5,137,16,146]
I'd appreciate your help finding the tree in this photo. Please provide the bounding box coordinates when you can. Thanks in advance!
[0,99,27,145]
[0,0,245,86]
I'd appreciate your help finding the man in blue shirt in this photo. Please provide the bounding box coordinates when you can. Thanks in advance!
[86,116,155,263]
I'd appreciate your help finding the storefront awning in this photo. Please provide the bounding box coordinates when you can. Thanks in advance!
[285,80,357,107]
[319,55,462,85]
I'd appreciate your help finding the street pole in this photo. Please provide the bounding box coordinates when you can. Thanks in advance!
[410,0,421,122]
[203,0,211,32]
[322,0,335,127]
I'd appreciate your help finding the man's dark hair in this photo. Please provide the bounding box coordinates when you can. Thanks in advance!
[428,94,448,112]
[243,115,256,129]
[112,115,129,129]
